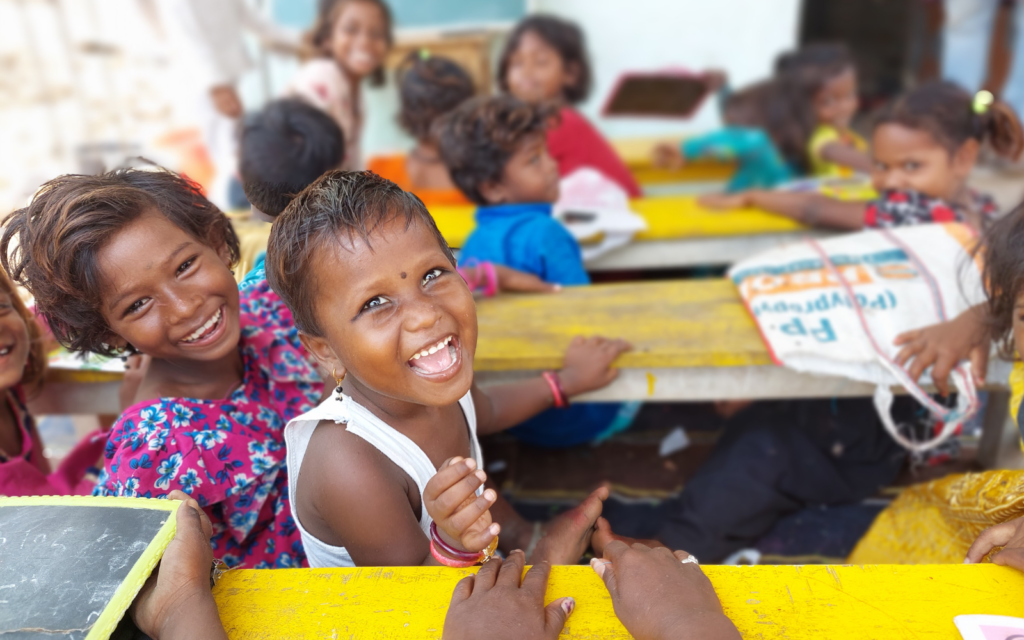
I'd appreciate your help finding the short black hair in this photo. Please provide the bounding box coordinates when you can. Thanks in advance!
[498,14,592,104]
[435,95,553,205]
[266,170,455,337]
[240,98,345,218]
[397,51,476,142]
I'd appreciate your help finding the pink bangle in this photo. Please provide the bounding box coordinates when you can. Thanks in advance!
[481,262,498,297]
[430,522,483,561]
[431,539,480,568]
[542,371,568,408]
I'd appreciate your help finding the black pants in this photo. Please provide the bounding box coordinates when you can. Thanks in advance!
[656,398,908,562]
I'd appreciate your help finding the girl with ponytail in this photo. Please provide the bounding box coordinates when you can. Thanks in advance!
[703,80,1024,232]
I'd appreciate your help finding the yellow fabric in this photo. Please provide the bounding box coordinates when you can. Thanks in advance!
[213,563,1024,638]
[848,470,1024,564]
[229,215,272,284]
[808,125,868,178]
[1010,359,1024,426]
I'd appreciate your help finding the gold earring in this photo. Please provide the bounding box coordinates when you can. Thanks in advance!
[333,367,345,387]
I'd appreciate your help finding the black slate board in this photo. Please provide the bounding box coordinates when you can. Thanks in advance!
[0,503,173,640]
[603,73,710,118]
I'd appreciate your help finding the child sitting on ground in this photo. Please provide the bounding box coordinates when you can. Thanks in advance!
[437,95,642,447]
[0,268,107,496]
[702,81,1023,231]
[498,14,641,197]
[239,98,557,297]
[1,168,323,567]
[267,170,631,567]
[654,43,870,190]
[285,0,392,170]
[367,51,475,205]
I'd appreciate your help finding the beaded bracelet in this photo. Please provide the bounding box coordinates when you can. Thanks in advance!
[542,371,568,408]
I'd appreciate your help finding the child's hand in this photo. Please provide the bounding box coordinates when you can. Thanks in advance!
[443,552,574,640]
[494,265,560,294]
[423,456,500,553]
[893,307,990,395]
[652,143,685,170]
[698,192,751,210]
[966,516,1024,571]
[591,517,667,558]
[558,336,632,397]
[529,486,608,565]
[132,490,225,640]
[591,542,741,640]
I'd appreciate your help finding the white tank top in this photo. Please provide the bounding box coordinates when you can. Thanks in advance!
[284,389,484,568]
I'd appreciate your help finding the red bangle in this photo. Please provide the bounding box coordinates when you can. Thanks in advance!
[431,539,480,568]
[430,522,483,561]
[542,371,568,408]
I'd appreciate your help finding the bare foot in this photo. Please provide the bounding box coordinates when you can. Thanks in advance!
[528,486,608,565]
[591,517,667,559]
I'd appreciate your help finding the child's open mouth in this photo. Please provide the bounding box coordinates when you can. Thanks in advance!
[179,306,226,347]
[407,335,461,379]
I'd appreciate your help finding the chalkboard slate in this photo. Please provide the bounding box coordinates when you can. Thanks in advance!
[603,73,711,119]
[0,498,178,640]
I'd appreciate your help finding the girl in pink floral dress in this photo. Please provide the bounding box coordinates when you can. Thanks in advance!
[1,168,322,568]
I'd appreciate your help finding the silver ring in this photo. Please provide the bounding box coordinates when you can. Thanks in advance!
[681,555,699,565]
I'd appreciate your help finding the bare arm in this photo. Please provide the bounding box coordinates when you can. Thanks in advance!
[473,336,633,435]
[301,424,444,566]
[818,141,874,174]
[701,190,867,230]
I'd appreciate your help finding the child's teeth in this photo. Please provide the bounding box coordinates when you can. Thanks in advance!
[428,346,438,355]
[420,350,429,357]
[412,353,420,360]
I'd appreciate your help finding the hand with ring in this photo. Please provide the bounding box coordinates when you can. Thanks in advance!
[590,541,740,640]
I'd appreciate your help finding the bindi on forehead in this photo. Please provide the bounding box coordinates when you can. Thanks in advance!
[401,272,407,279]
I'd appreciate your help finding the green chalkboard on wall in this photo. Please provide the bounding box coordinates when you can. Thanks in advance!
[273,0,526,30]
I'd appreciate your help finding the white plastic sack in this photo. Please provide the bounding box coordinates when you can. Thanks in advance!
[553,168,647,261]
[727,223,985,453]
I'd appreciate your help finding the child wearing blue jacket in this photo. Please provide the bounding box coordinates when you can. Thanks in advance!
[437,96,640,447]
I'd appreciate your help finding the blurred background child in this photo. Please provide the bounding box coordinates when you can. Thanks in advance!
[438,95,642,448]
[702,81,1024,231]
[0,269,106,497]
[498,14,641,198]
[367,51,475,205]
[285,0,393,171]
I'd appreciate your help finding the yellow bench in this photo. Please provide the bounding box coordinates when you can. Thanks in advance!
[430,195,826,271]
[212,563,1024,639]
[36,279,1011,414]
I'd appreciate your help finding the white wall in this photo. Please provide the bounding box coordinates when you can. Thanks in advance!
[252,0,803,157]
[532,0,802,139]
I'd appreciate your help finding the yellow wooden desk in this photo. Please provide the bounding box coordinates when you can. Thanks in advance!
[473,279,1010,402]
[430,195,832,271]
[611,136,737,186]
[213,563,1024,639]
